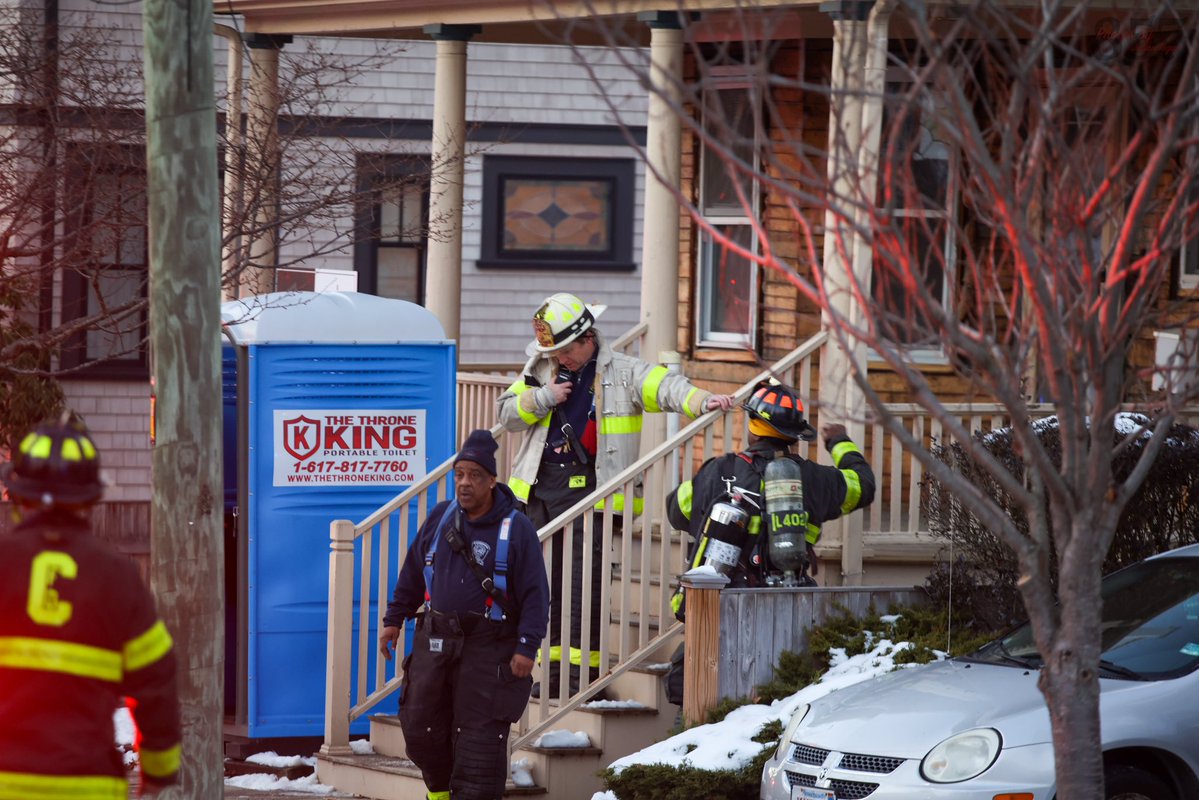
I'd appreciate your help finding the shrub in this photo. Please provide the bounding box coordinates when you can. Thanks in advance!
[923,414,1199,624]
[603,602,999,799]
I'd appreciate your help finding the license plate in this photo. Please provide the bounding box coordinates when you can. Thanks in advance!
[792,787,835,800]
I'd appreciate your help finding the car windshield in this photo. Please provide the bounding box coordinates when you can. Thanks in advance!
[964,556,1199,680]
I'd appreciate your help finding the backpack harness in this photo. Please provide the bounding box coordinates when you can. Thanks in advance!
[423,499,516,621]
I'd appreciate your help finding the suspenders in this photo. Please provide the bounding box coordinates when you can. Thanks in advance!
[423,500,517,621]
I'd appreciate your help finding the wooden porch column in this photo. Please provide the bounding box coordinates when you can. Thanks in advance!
[636,11,684,454]
[817,0,873,586]
[423,24,479,344]
[681,568,728,726]
[242,33,290,298]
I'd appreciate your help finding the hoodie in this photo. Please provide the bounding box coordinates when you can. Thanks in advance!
[383,483,549,660]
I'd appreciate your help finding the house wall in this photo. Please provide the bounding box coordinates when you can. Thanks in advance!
[33,1,653,512]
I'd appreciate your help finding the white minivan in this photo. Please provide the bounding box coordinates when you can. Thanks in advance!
[761,544,1199,800]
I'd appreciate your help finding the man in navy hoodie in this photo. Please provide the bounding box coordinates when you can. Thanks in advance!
[380,429,549,800]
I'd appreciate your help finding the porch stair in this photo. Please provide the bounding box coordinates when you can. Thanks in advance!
[315,659,677,799]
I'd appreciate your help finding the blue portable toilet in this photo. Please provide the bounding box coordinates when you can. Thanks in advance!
[221,291,455,739]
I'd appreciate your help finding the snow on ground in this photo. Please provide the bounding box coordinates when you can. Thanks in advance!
[224,772,339,795]
[591,631,939,799]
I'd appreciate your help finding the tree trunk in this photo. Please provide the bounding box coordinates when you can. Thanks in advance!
[143,0,224,796]
[1040,517,1107,800]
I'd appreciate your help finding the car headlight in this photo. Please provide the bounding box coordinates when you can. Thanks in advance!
[774,703,810,760]
[920,728,1002,783]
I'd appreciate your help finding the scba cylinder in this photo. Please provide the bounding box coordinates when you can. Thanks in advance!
[764,457,807,574]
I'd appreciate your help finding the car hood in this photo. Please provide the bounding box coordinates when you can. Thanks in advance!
[795,660,1052,758]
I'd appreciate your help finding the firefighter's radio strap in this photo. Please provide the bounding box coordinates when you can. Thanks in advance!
[424,500,516,621]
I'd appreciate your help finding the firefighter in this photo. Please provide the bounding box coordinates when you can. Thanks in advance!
[667,379,877,608]
[496,292,734,699]
[379,429,549,800]
[0,413,181,799]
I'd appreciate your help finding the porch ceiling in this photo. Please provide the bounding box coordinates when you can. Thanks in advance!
[215,0,827,43]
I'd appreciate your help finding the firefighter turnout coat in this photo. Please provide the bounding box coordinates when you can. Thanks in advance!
[0,509,180,800]
[497,329,716,515]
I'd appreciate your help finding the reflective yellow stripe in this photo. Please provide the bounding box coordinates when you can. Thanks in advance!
[508,380,545,426]
[839,470,862,515]
[599,415,641,435]
[670,591,684,615]
[683,387,702,419]
[0,771,126,799]
[641,366,668,413]
[61,439,82,462]
[567,647,602,668]
[805,523,821,544]
[123,621,172,672]
[692,537,708,568]
[748,515,762,534]
[508,477,532,503]
[830,440,861,467]
[428,792,451,800]
[539,645,564,664]
[674,481,694,521]
[594,493,644,515]
[0,637,121,682]
[138,744,181,779]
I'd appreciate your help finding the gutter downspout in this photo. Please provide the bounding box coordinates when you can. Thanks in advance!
[213,24,243,302]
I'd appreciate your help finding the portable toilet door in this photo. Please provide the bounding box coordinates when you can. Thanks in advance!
[221,291,455,738]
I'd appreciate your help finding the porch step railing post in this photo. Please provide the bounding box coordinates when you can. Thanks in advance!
[321,519,356,756]
[680,569,729,726]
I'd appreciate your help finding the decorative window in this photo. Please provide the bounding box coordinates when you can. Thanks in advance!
[354,155,429,304]
[60,145,148,376]
[478,156,635,271]
[696,77,760,348]
[871,77,956,351]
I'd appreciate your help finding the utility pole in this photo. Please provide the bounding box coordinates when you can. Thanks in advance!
[142,0,224,796]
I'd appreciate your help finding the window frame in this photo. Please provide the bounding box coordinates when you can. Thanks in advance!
[869,70,959,359]
[694,73,762,350]
[59,143,149,378]
[353,154,430,304]
[477,155,636,271]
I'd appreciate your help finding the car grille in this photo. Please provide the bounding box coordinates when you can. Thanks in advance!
[790,744,903,774]
[786,770,880,800]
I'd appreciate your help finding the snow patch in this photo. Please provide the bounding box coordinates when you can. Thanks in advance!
[510,757,535,787]
[533,730,591,748]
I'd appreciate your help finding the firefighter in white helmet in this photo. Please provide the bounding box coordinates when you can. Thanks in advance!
[496,292,733,699]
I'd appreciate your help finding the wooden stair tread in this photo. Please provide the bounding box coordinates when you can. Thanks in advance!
[520,745,604,757]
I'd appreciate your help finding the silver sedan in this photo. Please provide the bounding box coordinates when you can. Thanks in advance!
[761,544,1199,800]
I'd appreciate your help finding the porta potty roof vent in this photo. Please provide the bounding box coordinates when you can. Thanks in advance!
[221,291,448,345]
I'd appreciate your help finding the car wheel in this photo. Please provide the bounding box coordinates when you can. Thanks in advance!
[1104,765,1177,800]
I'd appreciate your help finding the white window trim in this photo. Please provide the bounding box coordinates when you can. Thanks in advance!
[695,74,761,349]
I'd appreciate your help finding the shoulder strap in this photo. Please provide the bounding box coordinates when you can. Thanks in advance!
[422,500,459,601]
[487,510,518,621]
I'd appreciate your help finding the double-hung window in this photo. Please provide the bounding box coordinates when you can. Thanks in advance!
[61,145,148,375]
[871,76,956,352]
[696,74,761,348]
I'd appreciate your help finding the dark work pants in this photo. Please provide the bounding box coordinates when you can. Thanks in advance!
[521,460,605,692]
[399,611,532,800]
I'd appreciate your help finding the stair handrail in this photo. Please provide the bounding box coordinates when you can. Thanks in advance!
[321,328,825,757]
